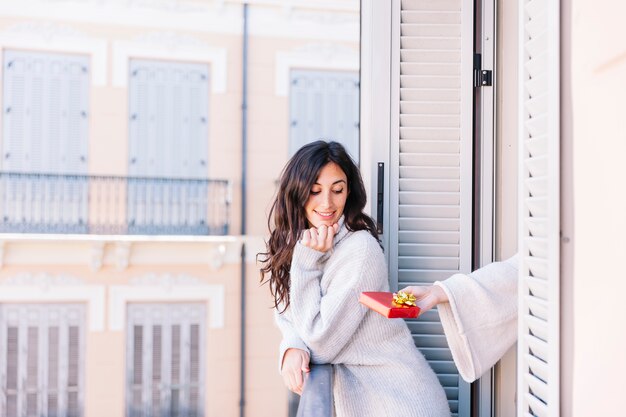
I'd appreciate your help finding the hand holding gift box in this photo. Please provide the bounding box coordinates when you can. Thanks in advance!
[359,291,421,318]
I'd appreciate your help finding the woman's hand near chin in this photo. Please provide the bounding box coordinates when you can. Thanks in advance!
[301,223,340,253]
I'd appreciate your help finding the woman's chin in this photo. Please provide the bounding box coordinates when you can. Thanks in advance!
[309,218,336,228]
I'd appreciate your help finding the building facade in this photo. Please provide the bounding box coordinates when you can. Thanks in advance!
[0,1,360,416]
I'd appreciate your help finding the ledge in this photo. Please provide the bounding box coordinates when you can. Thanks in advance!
[0,234,266,270]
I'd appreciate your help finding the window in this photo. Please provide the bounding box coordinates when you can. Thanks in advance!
[289,69,360,162]
[0,303,86,417]
[126,303,206,417]
[127,59,210,234]
[1,50,90,233]
[128,59,209,179]
[2,50,89,174]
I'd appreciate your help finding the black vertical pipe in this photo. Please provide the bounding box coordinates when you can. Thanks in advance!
[239,3,249,417]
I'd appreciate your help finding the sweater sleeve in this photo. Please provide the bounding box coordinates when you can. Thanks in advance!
[434,254,519,382]
[274,309,310,373]
[288,233,385,363]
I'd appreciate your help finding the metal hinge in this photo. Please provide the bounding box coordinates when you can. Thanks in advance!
[474,53,493,87]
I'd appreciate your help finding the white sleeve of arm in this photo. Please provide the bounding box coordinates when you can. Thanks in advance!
[274,309,310,373]
[435,254,519,382]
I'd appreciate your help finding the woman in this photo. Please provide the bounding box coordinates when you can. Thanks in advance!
[259,141,450,416]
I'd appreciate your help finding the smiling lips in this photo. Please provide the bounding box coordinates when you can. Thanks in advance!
[315,210,336,219]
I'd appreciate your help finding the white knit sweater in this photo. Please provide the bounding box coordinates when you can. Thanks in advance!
[435,255,519,382]
[275,219,450,417]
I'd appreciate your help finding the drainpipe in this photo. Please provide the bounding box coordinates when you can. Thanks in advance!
[239,3,249,417]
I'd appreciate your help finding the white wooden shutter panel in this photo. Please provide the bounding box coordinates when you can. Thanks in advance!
[518,1,560,416]
[126,303,206,417]
[390,0,473,415]
[0,304,85,417]
[289,70,360,162]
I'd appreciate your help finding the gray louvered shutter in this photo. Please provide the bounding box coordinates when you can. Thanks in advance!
[2,50,89,233]
[126,303,206,417]
[289,70,360,162]
[389,0,473,416]
[518,1,560,416]
[2,50,89,174]
[0,304,85,417]
[128,60,209,179]
[128,60,210,234]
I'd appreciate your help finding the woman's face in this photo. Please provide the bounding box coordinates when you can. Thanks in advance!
[304,162,348,228]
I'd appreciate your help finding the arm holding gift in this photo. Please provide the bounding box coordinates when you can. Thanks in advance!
[401,254,519,382]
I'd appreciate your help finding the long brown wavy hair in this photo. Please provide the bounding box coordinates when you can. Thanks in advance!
[259,140,379,312]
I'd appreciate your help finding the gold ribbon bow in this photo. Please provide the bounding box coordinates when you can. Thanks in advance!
[392,291,417,307]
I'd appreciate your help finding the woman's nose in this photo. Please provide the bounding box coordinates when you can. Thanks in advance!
[320,192,333,208]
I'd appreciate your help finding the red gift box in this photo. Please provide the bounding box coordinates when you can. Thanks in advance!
[359,292,420,319]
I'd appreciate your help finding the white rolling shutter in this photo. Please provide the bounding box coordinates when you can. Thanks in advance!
[126,303,206,417]
[390,0,473,415]
[0,304,85,417]
[517,1,560,416]
[289,70,360,162]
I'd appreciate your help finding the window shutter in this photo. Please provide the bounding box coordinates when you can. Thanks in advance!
[126,303,206,417]
[2,50,89,174]
[5,326,19,416]
[48,326,59,417]
[389,0,473,415]
[2,50,89,233]
[189,324,201,417]
[518,1,560,416]
[152,325,162,413]
[128,60,209,179]
[128,60,210,234]
[289,70,360,162]
[0,304,85,417]
[26,325,38,417]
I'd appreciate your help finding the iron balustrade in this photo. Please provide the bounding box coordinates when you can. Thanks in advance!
[0,172,230,235]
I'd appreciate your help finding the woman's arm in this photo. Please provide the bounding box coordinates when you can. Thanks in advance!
[275,309,310,370]
[402,254,519,382]
[274,309,310,394]
[288,231,386,363]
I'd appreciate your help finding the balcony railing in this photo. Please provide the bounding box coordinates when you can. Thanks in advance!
[296,364,333,417]
[0,172,230,235]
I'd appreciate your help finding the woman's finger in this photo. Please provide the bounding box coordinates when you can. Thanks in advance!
[324,224,335,250]
[294,368,304,392]
[317,225,328,248]
[399,285,429,300]
[301,229,311,246]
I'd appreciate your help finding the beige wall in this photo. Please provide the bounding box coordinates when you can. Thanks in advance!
[565,1,626,415]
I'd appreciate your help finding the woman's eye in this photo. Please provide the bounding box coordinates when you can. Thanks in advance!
[310,190,321,195]
[333,188,344,194]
